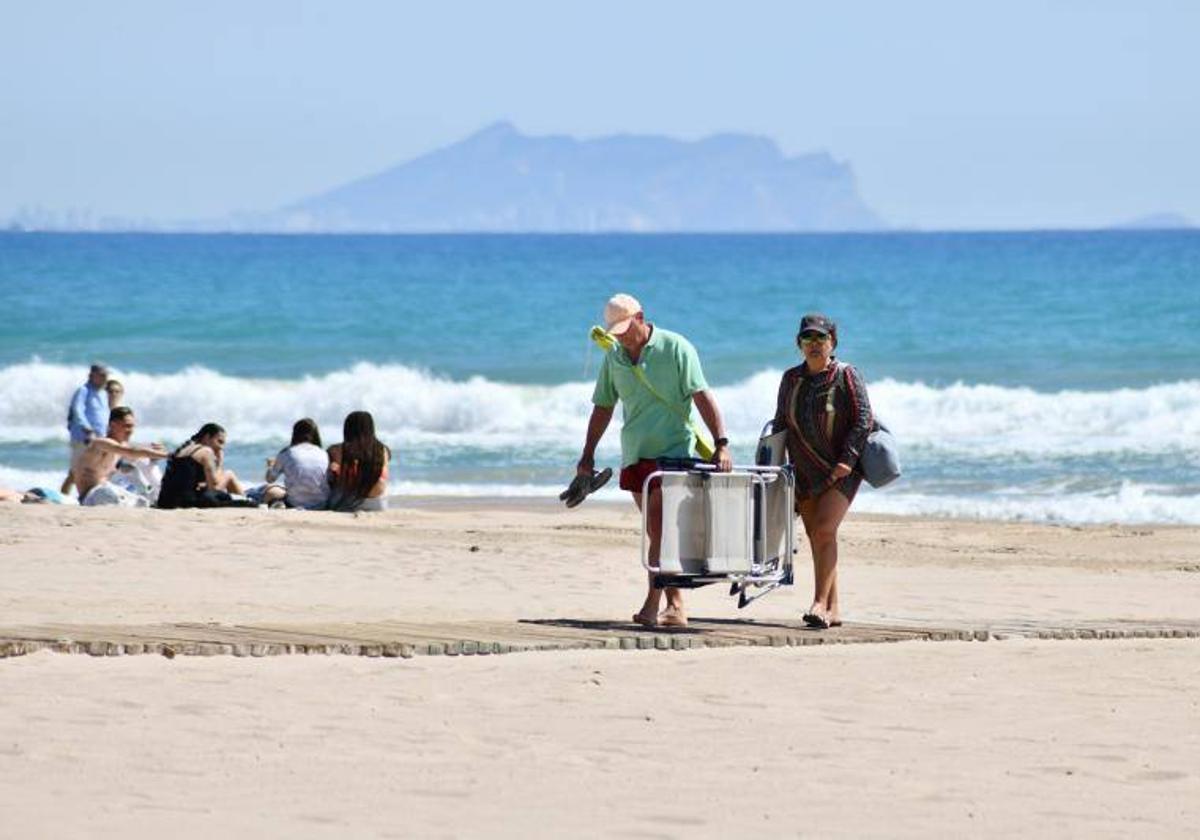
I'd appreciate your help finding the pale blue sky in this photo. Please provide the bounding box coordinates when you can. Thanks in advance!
[2,1,1197,229]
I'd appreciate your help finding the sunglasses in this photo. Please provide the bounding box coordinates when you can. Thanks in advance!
[800,333,831,344]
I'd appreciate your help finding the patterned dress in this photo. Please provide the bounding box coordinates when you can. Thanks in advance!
[773,359,874,502]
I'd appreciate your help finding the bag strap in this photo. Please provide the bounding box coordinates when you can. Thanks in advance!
[629,365,715,460]
[590,324,714,459]
[782,366,835,473]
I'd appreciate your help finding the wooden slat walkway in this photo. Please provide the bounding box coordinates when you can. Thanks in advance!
[2,617,1199,659]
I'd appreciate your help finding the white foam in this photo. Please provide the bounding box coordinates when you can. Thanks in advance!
[0,359,595,448]
[855,481,1200,525]
[0,465,72,496]
[870,378,1200,458]
[4,360,1199,460]
[390,480,1200,525]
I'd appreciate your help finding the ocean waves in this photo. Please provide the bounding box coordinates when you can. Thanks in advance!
[4,360,1200,523]
[0,359,595,448]
[4,359,1199,458]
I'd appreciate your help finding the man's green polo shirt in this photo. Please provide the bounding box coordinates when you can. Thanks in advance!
[592,325,709,467]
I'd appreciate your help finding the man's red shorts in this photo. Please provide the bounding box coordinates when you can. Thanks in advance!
[619,459,661,494]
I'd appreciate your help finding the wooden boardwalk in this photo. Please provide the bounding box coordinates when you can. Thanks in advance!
[2,616,1199,659]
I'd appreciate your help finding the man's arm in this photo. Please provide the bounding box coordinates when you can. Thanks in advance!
[89,438,167,460]
[691,390,732,472]
[576,405,614,476]
[265,448,287,482]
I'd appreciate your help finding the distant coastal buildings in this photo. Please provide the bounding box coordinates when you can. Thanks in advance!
[1110,212,1194,230]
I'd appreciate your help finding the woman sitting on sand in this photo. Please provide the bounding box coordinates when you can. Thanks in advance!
[261,418,330,510]
[327,410,391,512]
[773,313,875,630]
[157,422,247,509]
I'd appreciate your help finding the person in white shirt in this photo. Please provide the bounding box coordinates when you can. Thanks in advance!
[262,418,331,510]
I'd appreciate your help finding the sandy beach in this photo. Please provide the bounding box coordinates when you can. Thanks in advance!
[1,502,1198,837]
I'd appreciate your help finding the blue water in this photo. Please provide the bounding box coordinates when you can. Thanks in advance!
[2,231,1198,522]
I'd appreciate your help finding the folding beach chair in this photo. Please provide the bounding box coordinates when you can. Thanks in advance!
[640,433,796,608]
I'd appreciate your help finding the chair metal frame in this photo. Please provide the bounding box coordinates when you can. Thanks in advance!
[639,460,795,609]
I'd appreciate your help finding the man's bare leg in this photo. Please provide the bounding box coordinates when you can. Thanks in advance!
[632,484,682,624]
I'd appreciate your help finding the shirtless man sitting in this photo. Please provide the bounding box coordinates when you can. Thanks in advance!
[75,407,169,506]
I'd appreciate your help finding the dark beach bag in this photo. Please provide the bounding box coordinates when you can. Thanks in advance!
[860,421,902,488]
[195,489,259,509]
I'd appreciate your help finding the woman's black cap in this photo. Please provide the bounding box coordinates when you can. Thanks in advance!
[799,313,835,335]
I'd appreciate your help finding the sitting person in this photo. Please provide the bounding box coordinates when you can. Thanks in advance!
[327,410,391,512]
[105,378,125,408]
[157,422,248,509]
[74,407,170,506]
[1,487,65,504]
[261,418,330,510]
[97,379,164,503]
[110,456,163,505]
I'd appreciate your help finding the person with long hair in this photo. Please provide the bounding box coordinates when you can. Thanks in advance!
[261,418,330,510]
[327,410,391,512]
[156,422,246,508]
[773,313,875,629]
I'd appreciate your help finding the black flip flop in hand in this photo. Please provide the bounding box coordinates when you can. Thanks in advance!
[559,467,613,508]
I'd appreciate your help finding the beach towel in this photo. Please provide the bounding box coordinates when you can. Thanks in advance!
[81,481,151,507]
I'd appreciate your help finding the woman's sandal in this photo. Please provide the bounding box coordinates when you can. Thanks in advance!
[803,610,830,630]
[632,611,658,628]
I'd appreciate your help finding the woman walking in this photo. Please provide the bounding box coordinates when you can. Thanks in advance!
[774,313,874,629]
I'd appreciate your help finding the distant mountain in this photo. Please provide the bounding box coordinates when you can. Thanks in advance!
[273,122,884,233]
[1111,212,1193,230]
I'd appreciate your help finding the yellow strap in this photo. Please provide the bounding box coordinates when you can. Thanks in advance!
[590,326,715,460]
[589,325,618,352]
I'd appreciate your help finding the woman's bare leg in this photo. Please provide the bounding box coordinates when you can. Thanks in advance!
[798,488,851,621]
[827,567,840,625]
[215,470,244,495]
[262,485,287,506]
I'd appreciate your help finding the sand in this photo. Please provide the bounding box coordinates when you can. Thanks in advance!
[1,501,1199,837]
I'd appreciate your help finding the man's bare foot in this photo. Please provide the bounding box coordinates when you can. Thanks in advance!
[659,606,688,627]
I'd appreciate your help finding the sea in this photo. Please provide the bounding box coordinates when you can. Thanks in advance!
[1,231,1198,524]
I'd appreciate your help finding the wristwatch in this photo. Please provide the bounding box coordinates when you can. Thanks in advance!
[714,437,729,448]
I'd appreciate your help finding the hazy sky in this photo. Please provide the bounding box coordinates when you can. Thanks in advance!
[2,1,1197,229]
